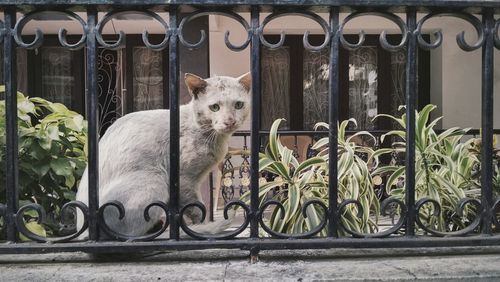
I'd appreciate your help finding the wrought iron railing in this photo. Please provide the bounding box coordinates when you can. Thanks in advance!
[0,1,499,260]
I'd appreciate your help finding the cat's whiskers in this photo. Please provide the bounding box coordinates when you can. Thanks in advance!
[201,127,218,148]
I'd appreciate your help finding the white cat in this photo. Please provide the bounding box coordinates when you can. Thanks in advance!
[76,72,251,239]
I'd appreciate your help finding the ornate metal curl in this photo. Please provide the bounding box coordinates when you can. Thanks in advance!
[494,19,500,50]
[178,10,250,51]
[14,201,89,243]
[98,200,169,241]
[490,197,500,228]
[179,200,250,240]
[96,10,170,51]
[238,152,251,197]
[339,11,408,52]
[221,156,235,203]
[416,12,484,51]
[338,197,407,238]
[259,10,330,51]
[257,199,328,239]
[415,198,481,237]
[14,10,87,50]
[0,203,6,222]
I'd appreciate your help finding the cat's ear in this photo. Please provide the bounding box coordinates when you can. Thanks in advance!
[185,73,207,99]
[237,72,251,92]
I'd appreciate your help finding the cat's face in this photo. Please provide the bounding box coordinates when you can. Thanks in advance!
[185,73,251,134]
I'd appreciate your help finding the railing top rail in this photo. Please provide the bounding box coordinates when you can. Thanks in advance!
[0,0,499,10]
[232,129,500,136]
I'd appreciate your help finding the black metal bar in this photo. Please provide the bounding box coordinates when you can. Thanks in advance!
[249,5,261,240]
[231,129,500,137]
[209,172,214,222]
[327,6,339,238]
[3,7,18,243]
[169,6,181,240]
[1,237,500,255]
[1,1,500,9]
[405,8,417,237]
[86,7,100,241]
[480,9,494,235]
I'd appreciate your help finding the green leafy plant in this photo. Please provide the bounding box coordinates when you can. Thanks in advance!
[373,104,481,232]
[242,118,380,236]
[0,87,88,238]
[241,119,327,236]
[313,119,381,235]
[468,135,500,196]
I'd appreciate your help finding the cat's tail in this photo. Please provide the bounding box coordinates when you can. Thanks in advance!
[179,208,236,239]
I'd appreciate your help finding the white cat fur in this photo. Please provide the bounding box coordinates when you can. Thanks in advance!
[76,73,251,239]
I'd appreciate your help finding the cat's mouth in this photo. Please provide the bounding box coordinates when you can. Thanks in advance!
[218,125,238,134]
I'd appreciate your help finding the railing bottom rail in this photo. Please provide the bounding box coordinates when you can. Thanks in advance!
[1,236,500,255]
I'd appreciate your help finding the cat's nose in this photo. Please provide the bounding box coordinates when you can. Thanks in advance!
[224,119,236,127]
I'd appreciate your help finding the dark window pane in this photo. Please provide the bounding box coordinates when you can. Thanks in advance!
[132,47,164,111]
[261,47,290,130]
[303,48,329,130]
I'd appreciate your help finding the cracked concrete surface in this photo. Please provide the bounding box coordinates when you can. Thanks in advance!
[1,248,500,281]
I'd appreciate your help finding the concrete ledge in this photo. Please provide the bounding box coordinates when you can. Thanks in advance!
[1,247,500,281]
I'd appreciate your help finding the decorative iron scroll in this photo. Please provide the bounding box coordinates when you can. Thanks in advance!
[14,201,89,243]
[492,198,500,229]
[179,200,250,240]
[221,155,235,203]
[98,200,169,241]
[178,9,251,51]
[257,199,329,239]
[415,12,484,51]
[494,18,500,50]
[415,198,482,237]
[0,204,5,233]
[13,10,87,50]
[338,197,407,238]
[238,148,251,197]
[259,10,330,51]
[339,11,408,52]
[97,48,122,134]
[96,10,170,50]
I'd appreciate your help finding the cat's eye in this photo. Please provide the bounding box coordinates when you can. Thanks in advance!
[209,104,220,112]
[235,101,244,109]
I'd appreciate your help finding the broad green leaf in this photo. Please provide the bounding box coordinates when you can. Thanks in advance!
[381,130,406,143]
[50,158,74,177]
[240,180,284,203]
[29,141,49,160]
[373,113,405,128]
[339,118,357,141]
[46,123,60,141]
[259,158,274,171]
[19,222,47,241]
[417,104,437,136]
[268,118,285,161]
[386,166,406,193]
[31,161,50,177]
[312,137,329,150]
[284,184,301,225]
[294,157,325,176]
[313,122,329,130]
[268,162,291,181]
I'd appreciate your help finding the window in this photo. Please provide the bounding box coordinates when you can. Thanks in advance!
[261,34,430,130]
[0,35,169,134]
